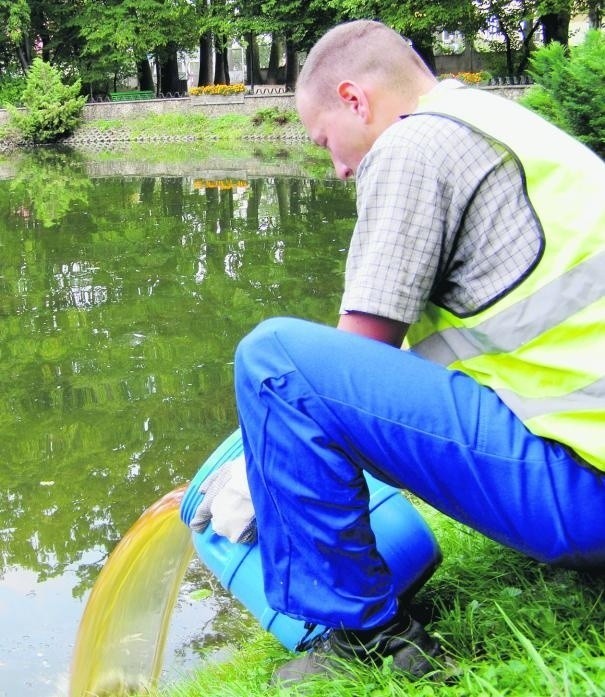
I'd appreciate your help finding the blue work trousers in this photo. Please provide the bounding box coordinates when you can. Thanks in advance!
[234,317,605,630]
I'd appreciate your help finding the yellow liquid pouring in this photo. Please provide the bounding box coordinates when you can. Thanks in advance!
[70,485,194,697]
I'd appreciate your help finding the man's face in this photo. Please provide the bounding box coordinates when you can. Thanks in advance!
[297,89,373,181]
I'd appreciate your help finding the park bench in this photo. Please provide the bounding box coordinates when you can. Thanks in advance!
[109,90,155,102]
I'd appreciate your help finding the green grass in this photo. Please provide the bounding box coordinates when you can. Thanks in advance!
[74,110,306,142]
[0,107,309,154]
[86,118,125,132]
[152,502,605,697]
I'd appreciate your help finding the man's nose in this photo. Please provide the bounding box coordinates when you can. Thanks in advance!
[333,158,353,180]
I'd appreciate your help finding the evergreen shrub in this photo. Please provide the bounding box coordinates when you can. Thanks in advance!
[7,57,87,144]
[521,30,605,157]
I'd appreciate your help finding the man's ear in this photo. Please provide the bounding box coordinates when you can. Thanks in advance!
[336,80,370,121]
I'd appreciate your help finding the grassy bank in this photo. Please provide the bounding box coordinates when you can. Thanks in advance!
[0,108,337,180]
[0,107,309,148]
[152,501,605,697]
[76,110,306,141]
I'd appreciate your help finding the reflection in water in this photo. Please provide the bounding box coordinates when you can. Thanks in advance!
[53,261,108,309]
[8,148,92,229]
[0,147,356,696]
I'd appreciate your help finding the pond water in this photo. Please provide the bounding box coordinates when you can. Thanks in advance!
[0,144,356,696]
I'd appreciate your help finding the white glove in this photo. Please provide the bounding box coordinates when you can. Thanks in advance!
[189,454,257,544]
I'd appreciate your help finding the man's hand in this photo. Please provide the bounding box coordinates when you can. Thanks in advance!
[189,454,257,544]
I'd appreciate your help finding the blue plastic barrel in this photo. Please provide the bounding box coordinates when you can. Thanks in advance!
[180,429,441,652]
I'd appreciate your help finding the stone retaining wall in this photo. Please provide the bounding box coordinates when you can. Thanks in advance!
[0,92,299,126]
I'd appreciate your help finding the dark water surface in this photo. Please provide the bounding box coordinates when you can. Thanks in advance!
[0,144,356,696]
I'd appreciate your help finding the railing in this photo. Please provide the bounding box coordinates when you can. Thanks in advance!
[248,86,291,95]
[89,88,292,103]
[109,90,155,102]
[90,78,530,103]
[487,75,534,86]
[89,91,189,103]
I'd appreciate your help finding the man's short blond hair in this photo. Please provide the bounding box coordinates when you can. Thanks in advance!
[297,20,433,107]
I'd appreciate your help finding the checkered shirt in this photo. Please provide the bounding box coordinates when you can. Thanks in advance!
[340,108,543,323]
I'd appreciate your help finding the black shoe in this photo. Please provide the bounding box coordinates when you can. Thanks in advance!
[272,608,442,685]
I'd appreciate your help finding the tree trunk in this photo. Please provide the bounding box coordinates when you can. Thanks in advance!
[214,35,227,84]
[284,35,298,91]
[222,41,230,85]
[540,12,571,46]
[137,59,154,91]
[517,19,540,76]
[587,1,602,28]
[159,46,181,95]
[197,32,213,86]
[17,42,30,72]
[266,34,283,84]
[155,58,161,95]
[503,30,514,76]
[246,33,263,88]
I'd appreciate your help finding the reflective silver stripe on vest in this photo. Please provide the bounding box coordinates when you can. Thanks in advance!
[413,249,605,365]
[498,375,605,421]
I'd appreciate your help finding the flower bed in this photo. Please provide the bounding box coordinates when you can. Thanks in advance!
[438,71,490,85]
[189,84,247,96]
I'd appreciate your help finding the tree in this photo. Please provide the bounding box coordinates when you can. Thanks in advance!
[197,31,213,86]
[7,56,87,143]
[538,0,573,46]
[0,0,88,75]
[266,33,284,84]
[213,34,229,84]
[325,0,479,73]
[190,0,213,87]
[474,1,541,76]
[78,0,198,95]
[251,0,342,88]
[245,33,263,88]
[191,0,237,86]
[157,43,182,94]
[585,0,603,27]
[0,0,31,72]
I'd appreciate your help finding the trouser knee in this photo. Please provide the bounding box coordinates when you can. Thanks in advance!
[235,317,305,382]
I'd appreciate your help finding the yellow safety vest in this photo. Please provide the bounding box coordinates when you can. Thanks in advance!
[406,83,605,471]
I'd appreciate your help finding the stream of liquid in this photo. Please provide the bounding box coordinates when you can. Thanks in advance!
[69,486,193,697]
